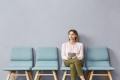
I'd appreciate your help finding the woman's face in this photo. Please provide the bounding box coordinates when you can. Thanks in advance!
[68,31,77,41]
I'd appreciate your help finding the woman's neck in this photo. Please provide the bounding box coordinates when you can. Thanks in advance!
[69,40,76,45]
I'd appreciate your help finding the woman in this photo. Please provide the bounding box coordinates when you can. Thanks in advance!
[61,29,85,80]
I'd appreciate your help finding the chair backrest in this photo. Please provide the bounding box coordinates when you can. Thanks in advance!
[36,47,58,61]
[10,47,33,66]
[11,47,33,61]
[86,47,109,61]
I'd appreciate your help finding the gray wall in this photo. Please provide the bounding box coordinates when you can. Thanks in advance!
[0,0,120,80]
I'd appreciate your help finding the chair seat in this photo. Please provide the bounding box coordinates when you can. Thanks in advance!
[3,61,32,71]
[32,66,58,70]
[86,61,114,70]
[87,67,114,70]
[35,61,58,67]
[3,66,32,71]
[9,61,32,66]
[32,61,58,70]
[60,66,87,71]
[60,61,87,70]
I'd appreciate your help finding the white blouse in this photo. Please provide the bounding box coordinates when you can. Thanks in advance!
[61,42,84,60]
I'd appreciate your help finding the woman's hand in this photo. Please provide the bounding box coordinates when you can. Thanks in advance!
[72,56,77,59]
[68,56,72,60]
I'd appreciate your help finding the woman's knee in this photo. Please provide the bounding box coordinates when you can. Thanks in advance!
[70,64,75,68]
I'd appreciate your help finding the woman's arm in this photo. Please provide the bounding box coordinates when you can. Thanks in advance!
[61,44,68,60]
[77,43,84,60]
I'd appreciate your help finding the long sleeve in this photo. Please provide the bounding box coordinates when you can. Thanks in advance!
[77,43,84,60]
[61,44,68,60]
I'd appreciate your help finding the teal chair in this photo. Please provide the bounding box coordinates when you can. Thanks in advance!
[3,47,33,80]
[86,47,114,80]
[32,47,58,80]
[60,59,87,80]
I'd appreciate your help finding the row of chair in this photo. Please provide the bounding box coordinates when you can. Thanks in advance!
[3,47,114,80]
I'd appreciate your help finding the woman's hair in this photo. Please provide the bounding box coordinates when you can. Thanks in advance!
[68,29,79,42]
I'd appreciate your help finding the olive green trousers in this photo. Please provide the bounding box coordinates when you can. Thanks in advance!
[64,58,83,80]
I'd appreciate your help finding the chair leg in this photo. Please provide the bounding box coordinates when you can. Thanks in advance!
[108,71,112,80]
[87,71,91,80]
[25,71,30,80]
[28,71,33,80]
[38,75,41,80]
[10,71,15,80]
[89,71,94,80]
[62,71,67,80]
[6,72,12,80]
[52,71,57,80]
[34,71,39,80]
[38,71,42,80]
[12,71,16,80]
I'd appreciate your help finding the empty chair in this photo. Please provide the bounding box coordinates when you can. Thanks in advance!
[32,47,58,80]
[86,47,114,80]
[3,47,33,80]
